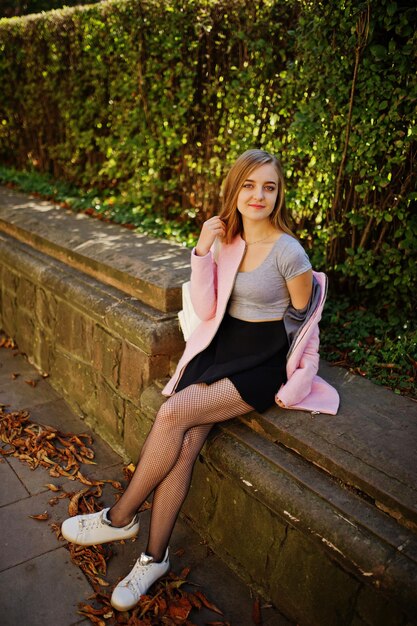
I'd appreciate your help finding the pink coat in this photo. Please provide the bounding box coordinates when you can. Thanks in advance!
[163,236,340,415]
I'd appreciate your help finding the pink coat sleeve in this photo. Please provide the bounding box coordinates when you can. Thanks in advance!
[276,326,320,407]
[189,247,218,321]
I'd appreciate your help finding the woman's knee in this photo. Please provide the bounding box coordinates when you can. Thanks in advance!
[155,397,186,429]
[155,400,174,425]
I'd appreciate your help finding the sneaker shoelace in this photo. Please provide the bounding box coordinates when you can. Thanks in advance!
[79,511,107,531]
[123,554,154,594]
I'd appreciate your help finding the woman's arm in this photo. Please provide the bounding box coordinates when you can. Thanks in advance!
[189,248,218,320]
[276,268,317,408]
[286,269,313,310]
[189,216,225,321]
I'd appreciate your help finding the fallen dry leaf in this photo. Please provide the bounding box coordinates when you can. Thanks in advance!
[193,591,223,616]
[68,487,91,516]
[49,522,63,540]
[123,462,136,483]
[252,596,262,625]
[25,379,38,387]
[0,335,17,349]
[188,592,202,610]
[0,407,96,480]
[29,511,49,521]
[168,596,192,621]
[78,603,107,617]
[45,483,60,492]
[174,547,185,558]
[139,499,152,512]
[179,566,191,579]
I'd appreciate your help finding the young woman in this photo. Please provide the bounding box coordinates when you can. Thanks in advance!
[61,149,339,611]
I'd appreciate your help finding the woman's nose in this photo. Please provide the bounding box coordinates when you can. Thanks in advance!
[253,186,265,200]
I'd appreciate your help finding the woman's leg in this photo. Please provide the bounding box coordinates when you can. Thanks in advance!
[146,423,212,561]
[109,379,251,535]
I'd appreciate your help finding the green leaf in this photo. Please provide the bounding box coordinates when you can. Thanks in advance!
[387,3,398,17]
[370,44,387,60]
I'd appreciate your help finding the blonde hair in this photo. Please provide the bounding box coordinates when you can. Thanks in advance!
[219,149,294,243]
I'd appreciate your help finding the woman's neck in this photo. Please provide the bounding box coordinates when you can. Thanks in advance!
[242,219,278,244]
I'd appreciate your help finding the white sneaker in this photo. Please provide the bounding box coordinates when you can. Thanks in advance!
[61,508,139,546]
[111,548,170,611]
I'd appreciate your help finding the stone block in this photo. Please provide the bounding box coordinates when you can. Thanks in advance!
[0,271,2,327]
[355,584,406,626]
[123,399,155,461]
[182,451,221,531]
[383,554,417,622]
[268,526,360,626]
[16,275,36,313]
[95,377,124,439]
[91,324,122,385]
[32,327,53,374]
[36,262,112,326]
[148,354,170,386]
[35,287,57,335]
[118,339,169,401]
[15,307,36,357]
[55,301,94,363]
[208,474,287,590]
[0,234,51,288]
[1,288,17,337]
[169,350,182,376]
[119,340,146,399]
[139,381,166,418]
[2,267,19,294]
[50,350,97,418]
[106,301,183,356]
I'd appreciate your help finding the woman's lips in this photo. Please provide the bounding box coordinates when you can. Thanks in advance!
[249,204,265,208]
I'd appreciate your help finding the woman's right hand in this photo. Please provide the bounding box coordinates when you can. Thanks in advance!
[195,216,226,256]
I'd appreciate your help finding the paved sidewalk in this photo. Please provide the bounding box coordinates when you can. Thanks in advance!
[0,342,292,626]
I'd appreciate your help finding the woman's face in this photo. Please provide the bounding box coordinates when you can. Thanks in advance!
[236,162,279,224]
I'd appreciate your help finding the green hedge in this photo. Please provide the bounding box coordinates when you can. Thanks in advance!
[0,0,416,319]
[0,1,100,19]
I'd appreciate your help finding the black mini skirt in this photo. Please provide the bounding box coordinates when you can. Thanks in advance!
[175,313,289,413]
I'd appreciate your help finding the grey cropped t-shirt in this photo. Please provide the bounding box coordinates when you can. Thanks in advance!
[227,234,312,320]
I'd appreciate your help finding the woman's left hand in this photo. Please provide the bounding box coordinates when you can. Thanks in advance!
[276,398,286,408]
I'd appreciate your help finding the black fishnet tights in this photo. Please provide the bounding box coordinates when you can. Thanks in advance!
[109,379,252,561]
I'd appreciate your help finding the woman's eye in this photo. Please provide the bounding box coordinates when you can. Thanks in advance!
[265,186,276,192]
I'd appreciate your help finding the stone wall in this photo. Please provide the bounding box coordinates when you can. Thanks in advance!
[0,231,183,459]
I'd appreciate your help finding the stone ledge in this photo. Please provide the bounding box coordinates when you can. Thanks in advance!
[0,232,181,355]
[0,186,191,312]
[241,362,417,532]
